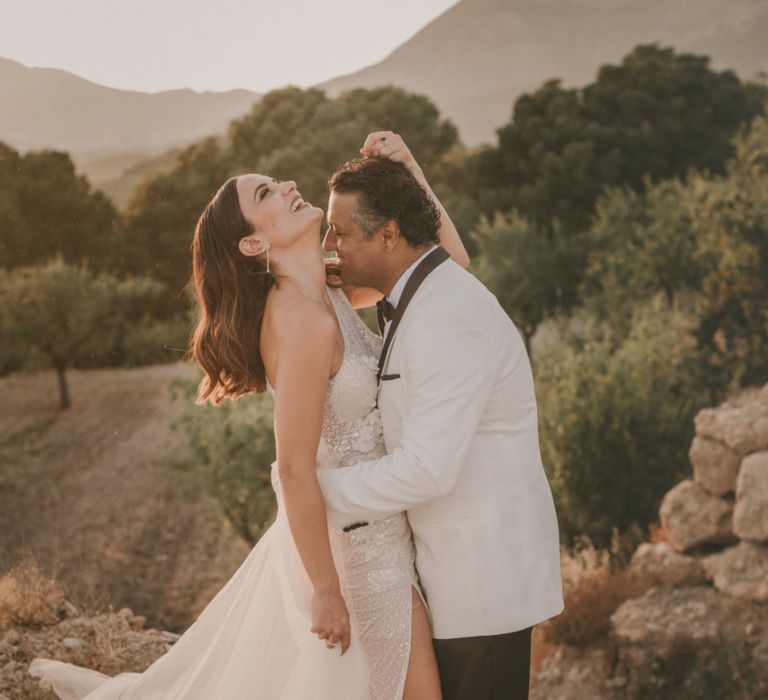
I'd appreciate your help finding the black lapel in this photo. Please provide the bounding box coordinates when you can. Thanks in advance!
[377,246,450,382]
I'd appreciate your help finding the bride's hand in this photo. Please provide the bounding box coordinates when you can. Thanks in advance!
[360,131,421,176]
[310,589,351,654]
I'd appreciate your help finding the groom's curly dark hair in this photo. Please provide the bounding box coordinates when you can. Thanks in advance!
[328,157,440,247]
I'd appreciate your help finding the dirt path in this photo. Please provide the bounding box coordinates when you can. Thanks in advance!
[0,363,249,632]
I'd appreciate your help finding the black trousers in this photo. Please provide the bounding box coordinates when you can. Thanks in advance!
[433,627,533,700]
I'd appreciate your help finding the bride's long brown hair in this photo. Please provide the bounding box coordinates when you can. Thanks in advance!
[190,177,275,404]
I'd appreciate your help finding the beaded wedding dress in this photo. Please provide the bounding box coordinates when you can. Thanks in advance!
[30,288,418,700]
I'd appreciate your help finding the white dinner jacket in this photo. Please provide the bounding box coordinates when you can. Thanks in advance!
[319,259,564,639]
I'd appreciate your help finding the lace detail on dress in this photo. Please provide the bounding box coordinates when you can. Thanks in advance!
[320,289,416,700]
[316,289,387,469]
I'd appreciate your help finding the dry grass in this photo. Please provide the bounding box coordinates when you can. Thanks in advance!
[0,560,66,630]
[649,521,670,544]
[0,364,249,632]
[539,536,651,648]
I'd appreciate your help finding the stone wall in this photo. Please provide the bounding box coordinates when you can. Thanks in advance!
[658,384,768,601]
[533,384,768,699]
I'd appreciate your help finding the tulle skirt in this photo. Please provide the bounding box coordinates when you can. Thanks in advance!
[29,512,370,699]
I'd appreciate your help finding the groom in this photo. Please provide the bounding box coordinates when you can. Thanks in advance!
[319,135,563,699]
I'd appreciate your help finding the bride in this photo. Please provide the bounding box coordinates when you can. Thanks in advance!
[30,132,468,699]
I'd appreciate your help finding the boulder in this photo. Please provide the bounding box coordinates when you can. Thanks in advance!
[607,586,768,696]
[702,541,768,602]
[629,542,707,587]
[659,480,735,552]
[734,451,768,542]
[694,389,768,456]
[688,436,740,495]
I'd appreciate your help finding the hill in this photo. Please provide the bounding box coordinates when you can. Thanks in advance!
[319,0,768,145]
[0,364,249,633]
[0,57,259,198]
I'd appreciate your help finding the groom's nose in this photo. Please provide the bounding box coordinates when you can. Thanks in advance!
[323,228,337,251]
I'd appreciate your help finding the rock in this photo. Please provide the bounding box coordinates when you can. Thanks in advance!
[611,587,719,649]
[734,451,768,542]
[694,390,768,456]
[688,436,740,495]
[659,480,735,552]
[116,607,134,620]
[59,599,79,618]
[62,637,85,651]
[702,541,768,602]
[606,586,768,697]
[531,645,616,700]
[129,615,147,630]
[629,542,706,587]
[1,631,20,646]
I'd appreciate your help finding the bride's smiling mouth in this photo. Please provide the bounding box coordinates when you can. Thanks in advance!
[289,193,310,213]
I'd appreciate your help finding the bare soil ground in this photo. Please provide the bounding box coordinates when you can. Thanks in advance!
[0,363,249,633]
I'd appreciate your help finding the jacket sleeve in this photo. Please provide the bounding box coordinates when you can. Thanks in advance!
[318,305,510,516]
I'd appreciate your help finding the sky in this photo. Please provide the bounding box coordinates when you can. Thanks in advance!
[0,0,459,94]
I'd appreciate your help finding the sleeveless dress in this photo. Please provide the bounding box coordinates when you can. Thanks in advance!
[29,288,419,700]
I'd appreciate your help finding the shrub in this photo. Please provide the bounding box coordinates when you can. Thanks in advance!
[0,560,66,629]
[543,536,650,647]
[170,377,276,545]
[536,298,707,545]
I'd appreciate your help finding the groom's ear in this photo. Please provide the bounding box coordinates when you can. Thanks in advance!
[379,220,401,252]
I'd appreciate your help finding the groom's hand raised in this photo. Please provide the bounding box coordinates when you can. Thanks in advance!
[310,588,351,655]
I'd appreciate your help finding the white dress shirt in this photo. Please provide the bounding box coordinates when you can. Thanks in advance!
[383,246,436,339]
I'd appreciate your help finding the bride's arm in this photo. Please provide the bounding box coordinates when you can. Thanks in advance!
[269,303,351,654]
[338,131,470,310]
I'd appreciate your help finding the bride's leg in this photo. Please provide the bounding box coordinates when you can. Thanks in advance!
[403,587,442,700]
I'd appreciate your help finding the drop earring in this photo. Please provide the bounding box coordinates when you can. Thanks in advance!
[261,244,271,274]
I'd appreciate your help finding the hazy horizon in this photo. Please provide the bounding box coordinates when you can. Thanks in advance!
[0,0,459,94]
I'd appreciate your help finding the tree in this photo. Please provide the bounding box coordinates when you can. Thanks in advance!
[172,380,276,545]
[122,138,234,297]
[692,112,768,389]
[476,45,767,232]
[124,86,460,297]
[470,212,580,353]
[469,45,767,315]
[581,110,768,392]
[0,145,121,270]
[0,259,165,408]
[581,179,703,327]
[535,299,706,546]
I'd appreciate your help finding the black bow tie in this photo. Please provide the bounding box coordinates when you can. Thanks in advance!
[376,297,396,334]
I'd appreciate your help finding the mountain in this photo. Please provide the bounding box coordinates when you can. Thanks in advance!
[3,0,767,196]
[319,0,768,145]
[0,57,259,193]
[0,57,259,153]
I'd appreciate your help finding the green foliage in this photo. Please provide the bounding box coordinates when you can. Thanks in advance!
[470,212,580,350]
[582,179,703,326]
[691,112,768,389]
[122,138,234,295]
[580,110,768,391]
[0,144,121,270]
[124,85,459,297]
[476,45,766,232]
[536,299,706,545]
[0,259,165,407]
[118,316,192,368]
[172,378,276,545]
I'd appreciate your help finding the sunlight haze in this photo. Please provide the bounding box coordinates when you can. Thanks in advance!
[0,0,459,93]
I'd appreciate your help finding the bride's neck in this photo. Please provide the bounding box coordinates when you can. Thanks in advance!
[271,236,327,302]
